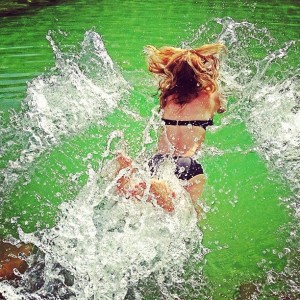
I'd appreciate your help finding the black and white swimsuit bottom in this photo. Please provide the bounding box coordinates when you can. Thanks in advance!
[148,154,204,181]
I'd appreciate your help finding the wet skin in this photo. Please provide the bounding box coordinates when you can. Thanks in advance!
[157,89,224,206]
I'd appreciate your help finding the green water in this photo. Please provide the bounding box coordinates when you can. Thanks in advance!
[0,0,299,299]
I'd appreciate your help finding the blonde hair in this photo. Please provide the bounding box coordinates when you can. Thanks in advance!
[144,43,226,108]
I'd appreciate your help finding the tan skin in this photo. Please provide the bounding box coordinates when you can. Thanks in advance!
[115,155,175,212]
[158,88,224,210]
[115,88,224,217]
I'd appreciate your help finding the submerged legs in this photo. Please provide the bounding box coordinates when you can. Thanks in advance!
[113,153,206,217]
[113,154,175,213]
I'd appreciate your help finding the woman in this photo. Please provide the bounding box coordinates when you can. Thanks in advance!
[116,43,227,216]
[0,44,226,283]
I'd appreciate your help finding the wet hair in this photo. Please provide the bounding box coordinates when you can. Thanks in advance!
[144,44,226,108]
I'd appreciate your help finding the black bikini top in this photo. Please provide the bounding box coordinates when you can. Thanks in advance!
[162,118,213,130]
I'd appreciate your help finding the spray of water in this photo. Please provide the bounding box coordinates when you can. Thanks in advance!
[189,17,300,299]
[0,30,130,197]
[0,17,299,299]
[0,28,206,299]
[0,149,206,299]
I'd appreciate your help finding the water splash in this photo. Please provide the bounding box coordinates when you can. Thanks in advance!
[0,30,206,299]
[187,17,299,204]
[0,162,205,299]
[1,18,299,299]
[190,17,300,299]
[217,18,299,178]
[0,30,130,196]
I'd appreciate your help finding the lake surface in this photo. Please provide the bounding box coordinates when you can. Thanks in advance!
[0,1,299,299]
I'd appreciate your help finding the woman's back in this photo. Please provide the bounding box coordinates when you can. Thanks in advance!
[114,42,227,217]
[157,90,222,156]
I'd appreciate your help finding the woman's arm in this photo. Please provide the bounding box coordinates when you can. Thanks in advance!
[214,91,227,113]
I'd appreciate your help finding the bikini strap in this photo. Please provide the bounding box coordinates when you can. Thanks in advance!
[162,118,213,130]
